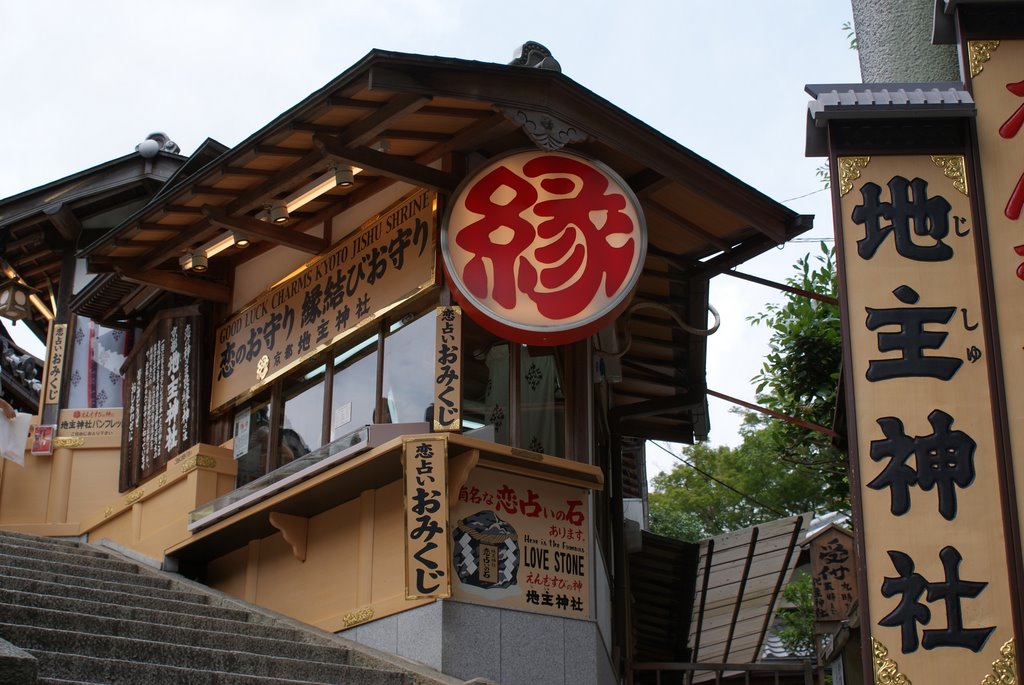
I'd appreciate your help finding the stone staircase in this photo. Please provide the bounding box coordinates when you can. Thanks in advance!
[0,530,468,685]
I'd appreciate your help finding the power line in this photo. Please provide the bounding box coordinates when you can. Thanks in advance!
[648,440,787,517]
[780,187,827,203]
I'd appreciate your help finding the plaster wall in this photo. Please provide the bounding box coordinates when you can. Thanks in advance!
[82,447,236,560]
[205,477,432,632]
[851,0,958,82]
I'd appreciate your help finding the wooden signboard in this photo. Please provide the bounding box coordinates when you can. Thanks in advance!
[212,191,436,411]
[404,436,451,600]
[433,305,461,432]
[807,524,856,623]
[834,153,1016,682]
[451,466,590,619]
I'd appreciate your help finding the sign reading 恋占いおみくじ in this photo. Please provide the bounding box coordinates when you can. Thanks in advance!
[433,305,461,432]
[404,436,450,600]
[451,466,590,618]
[211,191,436,411]
[442,150,646,346]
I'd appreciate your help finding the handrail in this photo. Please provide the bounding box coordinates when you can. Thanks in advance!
[631,660,816,685]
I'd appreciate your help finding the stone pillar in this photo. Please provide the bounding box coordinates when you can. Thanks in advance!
[850,0,959,82]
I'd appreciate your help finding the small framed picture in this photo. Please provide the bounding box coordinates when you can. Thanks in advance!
[31,424,55,456]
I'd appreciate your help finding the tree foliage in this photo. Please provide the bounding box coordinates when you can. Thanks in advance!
[777,573,816,655]
[648,244,847,542]
[749,242,846,504]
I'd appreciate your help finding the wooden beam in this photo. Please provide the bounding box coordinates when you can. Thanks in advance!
[313,137,459,193]
[415,112,515,162]
[193,185,243,197]
[116,266,231,303]
[325,96,379,110]
[164,205,205,216]
[42,203,82,243]
[138,94,431,270]
[254,145,308,157]
[339,93,431,147]
[5,234,44,252]
[202,207,327,255]
[111,238,157,248]
[222,166,275,177]
[643,199,733,252]
[369,65,800,240]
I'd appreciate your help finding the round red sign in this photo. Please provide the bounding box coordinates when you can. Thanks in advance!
[442,150,647,345]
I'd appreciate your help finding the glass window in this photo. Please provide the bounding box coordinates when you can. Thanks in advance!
[68,316,129,408]
[519,346,565,457]
[236,400,271,487]
[331,338,378,441]
[282,365,325,461]
[461,318,510,445]
[382,314,434,424]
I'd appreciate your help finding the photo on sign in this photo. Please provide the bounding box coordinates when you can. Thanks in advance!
[453,510,520,597]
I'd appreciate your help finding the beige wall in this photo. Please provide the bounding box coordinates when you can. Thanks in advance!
[0,439,236,562]
[206,477,429,632]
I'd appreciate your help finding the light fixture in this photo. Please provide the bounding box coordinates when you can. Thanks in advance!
[202,233,237,258]
[0,279,38,322]
[255,165,364,223]
[268,201,289,224]
[179,252,208,272]
[232,231,250,248]
[335,165,355,187]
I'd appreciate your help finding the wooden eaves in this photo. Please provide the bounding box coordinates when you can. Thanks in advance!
[76,47,811,444]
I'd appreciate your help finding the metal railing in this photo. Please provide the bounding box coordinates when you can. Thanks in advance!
[630,660,816,685]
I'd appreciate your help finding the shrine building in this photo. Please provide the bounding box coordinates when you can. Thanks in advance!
[0,43,813,684]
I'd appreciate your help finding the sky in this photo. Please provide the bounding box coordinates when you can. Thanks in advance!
[0,1,862,477]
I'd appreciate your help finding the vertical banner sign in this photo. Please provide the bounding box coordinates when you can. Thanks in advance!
[404,436,450,600]
[212,191,436,411]
[42,323,67,407]
[970,41,1024,654]
[834,154,1015,682]
[451,467,590,618]
[433,306,461,432]
[121,315,200,487]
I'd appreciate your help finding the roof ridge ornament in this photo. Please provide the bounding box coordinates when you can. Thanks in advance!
[500,107,588,151]
[135,132,180,158]
[509,41,561,72]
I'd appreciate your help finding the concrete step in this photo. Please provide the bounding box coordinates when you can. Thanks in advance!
[0,545,148,578]
[0,578,235,622]
[0,532,111,560]
[31,650,407,684]
[0,540,138,573]
[0,588,308,641]
[0,561,210,610]
[0,560,191,602]
[0,602,353,666]
[9,624,405,684]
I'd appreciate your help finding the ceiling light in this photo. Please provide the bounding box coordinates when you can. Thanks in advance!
[335,165,355,187]
[268,201,289,224]
[233,231,250,248]
[179,252,209,272]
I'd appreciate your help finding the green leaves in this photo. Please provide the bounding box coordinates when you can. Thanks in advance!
[649,246,848,542]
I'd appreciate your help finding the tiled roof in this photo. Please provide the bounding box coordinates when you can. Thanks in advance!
[805,83,974,156]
